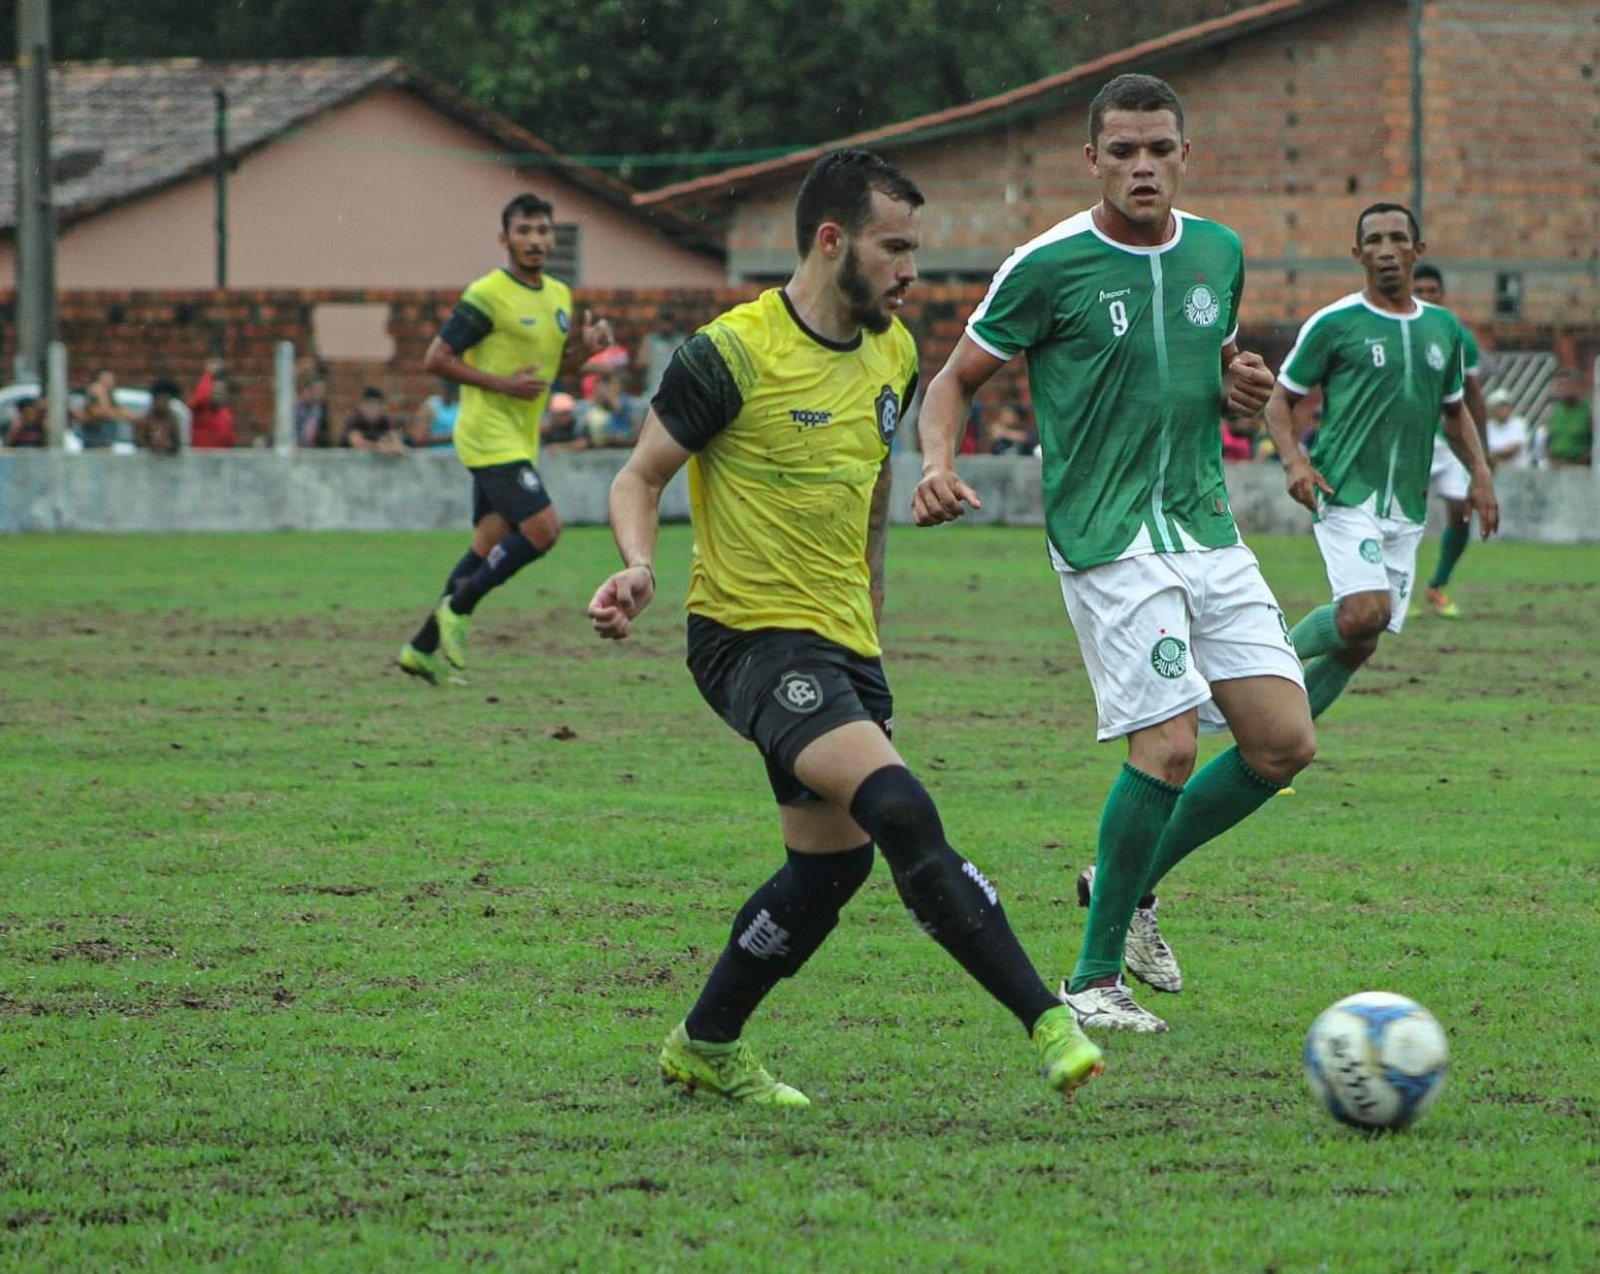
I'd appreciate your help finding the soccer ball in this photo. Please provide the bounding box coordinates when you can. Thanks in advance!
[1303,991,1449,1131]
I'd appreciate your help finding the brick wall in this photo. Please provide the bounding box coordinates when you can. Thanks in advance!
[3,284,1596,443]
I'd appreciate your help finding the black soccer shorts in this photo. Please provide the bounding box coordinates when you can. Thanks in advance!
[686,615,894,806]
[470,460,553,526]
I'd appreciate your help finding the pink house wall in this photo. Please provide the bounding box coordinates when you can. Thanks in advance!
[0,87,723,292]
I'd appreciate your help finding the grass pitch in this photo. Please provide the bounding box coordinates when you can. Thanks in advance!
[1,526,1596,1272]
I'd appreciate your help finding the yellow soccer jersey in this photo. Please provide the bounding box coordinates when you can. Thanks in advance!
[439,268,574,467]
[652,288,919,658]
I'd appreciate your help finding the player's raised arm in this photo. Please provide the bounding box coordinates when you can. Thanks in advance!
[912,336,1004,525]
[588,413,691,640]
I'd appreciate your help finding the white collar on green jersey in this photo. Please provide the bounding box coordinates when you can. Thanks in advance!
[1359,294,1425,321]
[1084,206,1191,256]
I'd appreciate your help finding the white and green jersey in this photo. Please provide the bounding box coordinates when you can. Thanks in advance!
[968,209,1243,572]
[1279,294,1466,524]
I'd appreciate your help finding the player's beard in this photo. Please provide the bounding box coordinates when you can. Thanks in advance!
[839,246,893,335]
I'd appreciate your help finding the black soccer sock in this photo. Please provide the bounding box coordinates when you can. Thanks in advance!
[449,532,543,616]
[685,843,875,1044]
[411,549,483,652]
[849,765,1059,1032]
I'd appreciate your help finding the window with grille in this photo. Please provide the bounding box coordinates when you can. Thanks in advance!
[549,225,581,285]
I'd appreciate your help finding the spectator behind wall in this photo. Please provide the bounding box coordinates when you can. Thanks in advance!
[987,402,1038,456]
[135,379,184,455]
[4,396,48,447]
[634,305,688,401]
[410,381,459,452]
[577,371,644,448]
[1544,370,1592,467]
[344,387,406,455]
[296,376,332,447]
[539,391,586,452]
[80,369,131,449]
[190,359,237,449]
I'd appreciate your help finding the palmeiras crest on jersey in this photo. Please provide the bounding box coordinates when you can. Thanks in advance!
[875,384,900,445]
[1183,283,1221,328]
[1150,635,1188,679]
[774,670,823,714]
[1426,341,1446,371]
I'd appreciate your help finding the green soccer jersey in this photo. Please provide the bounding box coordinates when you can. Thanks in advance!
[967,209,1243,572]
[1279,294,1466,524]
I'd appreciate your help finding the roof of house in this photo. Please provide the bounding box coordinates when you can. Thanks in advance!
[0,58,721,255]
[637,0,1350,210]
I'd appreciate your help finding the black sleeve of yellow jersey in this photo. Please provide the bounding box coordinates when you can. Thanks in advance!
[902,369,919,412]
[650,333,743,452]
[438,300,494,354]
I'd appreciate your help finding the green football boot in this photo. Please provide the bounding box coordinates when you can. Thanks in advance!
[433,599,472,670]
[396,643,442,685]
[1031,1004,1106,1099]
[658,1022,810,1108]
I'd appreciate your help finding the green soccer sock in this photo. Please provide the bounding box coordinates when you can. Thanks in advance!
[1067,764,1181,992]
[1141,748,1286,899]
[1290,604,1346,660]
[1428,520,1470,589]
[1304,654,1356,720]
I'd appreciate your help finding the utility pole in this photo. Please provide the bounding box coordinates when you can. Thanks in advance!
[214,87,228,289]
[14,0,56,384]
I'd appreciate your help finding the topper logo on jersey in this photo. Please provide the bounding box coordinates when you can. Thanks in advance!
[1183,284,1221,327]
[774,670,823,714]
[875,385,899,445]
[1426,342,1447,371]
[789,408,833,429]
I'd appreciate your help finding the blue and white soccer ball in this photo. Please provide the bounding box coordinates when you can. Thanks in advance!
[1303,991,1449,1131]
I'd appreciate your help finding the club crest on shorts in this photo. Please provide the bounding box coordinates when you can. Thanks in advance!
[1150,635,1188,679]
[1183,283,1221,327]
[875,384,900,445]
[774,670,823,714]
[1359,537,1382,564]
[518,468,542,491]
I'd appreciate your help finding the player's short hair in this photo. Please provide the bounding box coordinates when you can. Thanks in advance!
[1356,202,1420,245]
[150,377,180,398]
[1088,74,1184,144]
[502,192,554,231]
[793,150,924,258]
[1412,264,1444,289]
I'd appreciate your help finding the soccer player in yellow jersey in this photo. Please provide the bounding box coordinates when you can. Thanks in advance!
[398,193,614,683]
[586,150,1104,1108]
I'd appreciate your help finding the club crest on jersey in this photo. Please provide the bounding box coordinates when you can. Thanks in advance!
[774,670,823,714]
[1183,284,1221,328]
[555,309,570,334]
[1151,635,1188,679]
[1426,342,1446,371]
[875,384,900,445]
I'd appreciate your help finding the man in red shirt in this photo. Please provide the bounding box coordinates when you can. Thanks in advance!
[190,359,237,449]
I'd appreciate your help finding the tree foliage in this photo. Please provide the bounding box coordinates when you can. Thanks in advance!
[7,0,1251,187]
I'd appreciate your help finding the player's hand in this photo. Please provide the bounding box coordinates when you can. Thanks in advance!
[1283,459,1332,512]
[912,467,983,526]
[587,565,655,640]
[1224,350,1275,416]
[1469,470,1499,538]
[502,365,549,400]
[581,310,615,356]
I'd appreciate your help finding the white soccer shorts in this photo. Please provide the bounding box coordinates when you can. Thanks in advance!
[1312,502,1427,635]
[1430,436,1470,502]
[1055,544,1306,742]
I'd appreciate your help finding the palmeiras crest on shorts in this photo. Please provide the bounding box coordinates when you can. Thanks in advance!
[1426,341,1446,371]
[1183,283,1221,328]
[518,468,542,492]
[1359,537,1383,564]
[875,384,900,445]
[1150,635,1188,679]
[774,670,823,714]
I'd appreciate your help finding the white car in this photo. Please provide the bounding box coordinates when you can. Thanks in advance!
[0,382,193,452]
